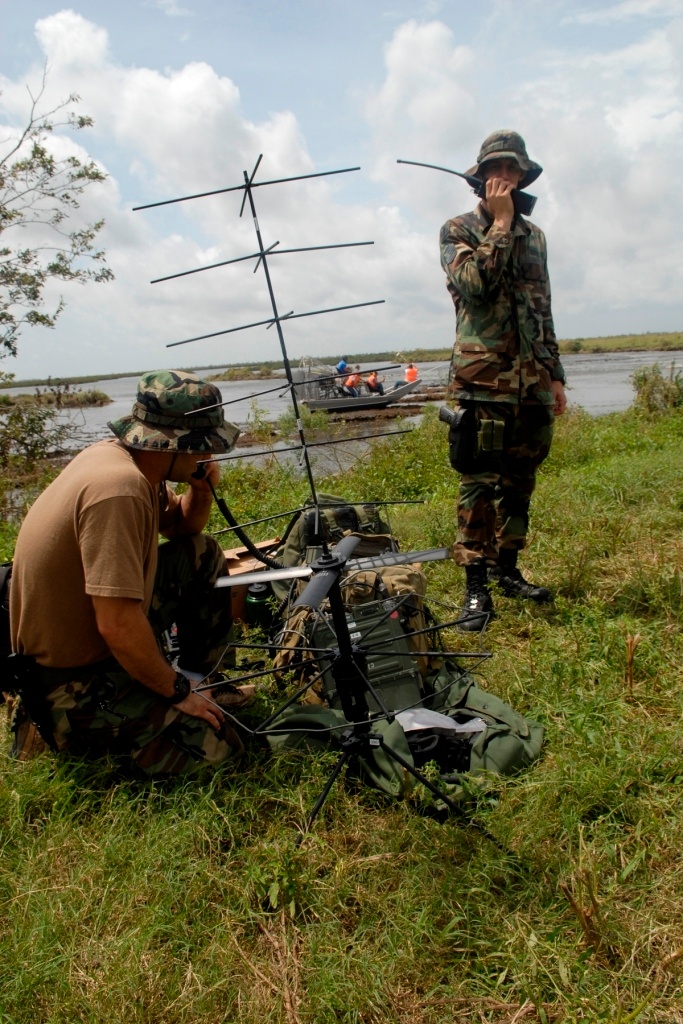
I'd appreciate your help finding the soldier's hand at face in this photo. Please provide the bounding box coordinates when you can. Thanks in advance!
[485,176,515,230]
[188,458,220,494]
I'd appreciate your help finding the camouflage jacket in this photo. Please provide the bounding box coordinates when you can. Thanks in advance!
[440,203,566,405]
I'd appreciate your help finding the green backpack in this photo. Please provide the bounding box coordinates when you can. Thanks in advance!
[270,493,396,602]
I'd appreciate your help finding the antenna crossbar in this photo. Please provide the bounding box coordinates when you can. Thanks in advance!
[151,241,374,285]
[198,427,412,465]
[133,165,361,212]
[167,300,385,348]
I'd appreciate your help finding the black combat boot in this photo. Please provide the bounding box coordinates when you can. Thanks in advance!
[489,549,553,604]
[459,559,495,632]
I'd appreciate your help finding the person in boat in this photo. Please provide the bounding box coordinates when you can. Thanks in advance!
[335,356,349,375]
[404,363,419,383]
[341,365,362,397]
[439,130,566,630]
[364,369,385,396]
[9,370,250,774]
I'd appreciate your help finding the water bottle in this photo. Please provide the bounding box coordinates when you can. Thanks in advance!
[245,581,272,628]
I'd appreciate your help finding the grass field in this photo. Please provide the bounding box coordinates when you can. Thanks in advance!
[556,333,683,355]
[1,397,683,1023]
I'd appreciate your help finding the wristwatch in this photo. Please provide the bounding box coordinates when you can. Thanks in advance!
[164,672,191,704]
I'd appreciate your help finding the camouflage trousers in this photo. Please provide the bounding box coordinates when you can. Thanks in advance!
[452,402,554,567]
[18,534,242,776]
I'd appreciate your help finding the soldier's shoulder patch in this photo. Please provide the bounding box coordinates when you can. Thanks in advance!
[441,243,457,265]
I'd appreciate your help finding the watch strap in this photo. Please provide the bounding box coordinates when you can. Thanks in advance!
[163,671,191,704]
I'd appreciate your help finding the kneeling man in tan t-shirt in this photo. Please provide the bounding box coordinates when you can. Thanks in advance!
[9,369,246,775]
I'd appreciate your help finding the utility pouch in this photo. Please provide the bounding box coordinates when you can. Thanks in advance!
[477,416,505,454]
[443,405,478,474]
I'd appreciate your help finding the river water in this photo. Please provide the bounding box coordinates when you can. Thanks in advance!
[5,350,682,447]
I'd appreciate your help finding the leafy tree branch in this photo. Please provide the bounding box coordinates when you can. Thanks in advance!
[0,70,113,357]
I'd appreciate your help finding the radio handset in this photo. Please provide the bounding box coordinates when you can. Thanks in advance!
[396,159,537,218]
[461,171,536,218]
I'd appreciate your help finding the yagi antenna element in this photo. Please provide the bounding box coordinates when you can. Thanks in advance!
[134,153,388,535]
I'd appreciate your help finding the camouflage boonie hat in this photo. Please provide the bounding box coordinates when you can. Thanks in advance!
[466,130,542,190]
[108,370,240,453]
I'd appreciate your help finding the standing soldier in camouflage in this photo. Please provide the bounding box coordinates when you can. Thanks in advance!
[9,370,249,773]
[440,131,567,630]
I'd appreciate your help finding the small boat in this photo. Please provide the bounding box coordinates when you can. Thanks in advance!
[293,362,422,412]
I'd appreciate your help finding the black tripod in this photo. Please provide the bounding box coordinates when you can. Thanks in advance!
[283,534,468,839]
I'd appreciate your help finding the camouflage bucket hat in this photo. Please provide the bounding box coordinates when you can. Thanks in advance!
[108,370,240,454]
[466,130,542,190]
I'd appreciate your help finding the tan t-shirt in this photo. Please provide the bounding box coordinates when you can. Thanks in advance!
[10,440,175,668]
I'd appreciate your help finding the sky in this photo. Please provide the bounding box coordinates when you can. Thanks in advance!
[1,0,682,380]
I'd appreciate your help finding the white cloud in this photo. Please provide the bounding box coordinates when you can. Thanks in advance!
[564,0,682,25]
[155,0,193,17]
[2,11,405,378]
[35,9,110,67]
[365,20,479,200]
[364,14,683,332]
[2,6,683,380]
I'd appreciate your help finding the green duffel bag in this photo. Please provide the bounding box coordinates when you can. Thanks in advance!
[264,661,543,810]
[426,661,544,778]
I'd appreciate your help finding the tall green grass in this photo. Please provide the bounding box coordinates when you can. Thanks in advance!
[2,402,683,1022]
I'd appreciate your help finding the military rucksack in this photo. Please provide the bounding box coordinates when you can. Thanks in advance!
[270,494,397,602]
[272,561,438,697]
[269,566,543,809]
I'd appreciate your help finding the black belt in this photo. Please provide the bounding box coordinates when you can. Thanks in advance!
[34,657,118,687]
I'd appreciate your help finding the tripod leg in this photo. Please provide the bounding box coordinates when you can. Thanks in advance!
[380,740,463,815]
[297,746,352,845]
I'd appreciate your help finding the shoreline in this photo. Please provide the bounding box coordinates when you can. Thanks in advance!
[2,332,682,389]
